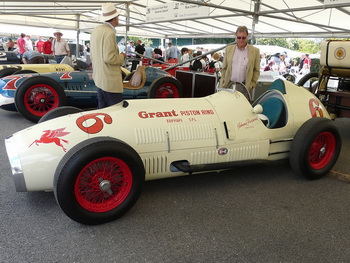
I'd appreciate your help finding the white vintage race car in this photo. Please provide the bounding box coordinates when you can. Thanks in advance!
[5,79,341,225]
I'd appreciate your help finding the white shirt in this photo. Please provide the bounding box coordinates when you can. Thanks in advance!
[230,45,248,83]
[25,39,33,51]
[181,53,190,67]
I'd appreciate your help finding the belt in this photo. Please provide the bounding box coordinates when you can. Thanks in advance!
[56,54,67,57]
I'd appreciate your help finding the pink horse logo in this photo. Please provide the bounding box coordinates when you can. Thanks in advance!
[29,128,70,152]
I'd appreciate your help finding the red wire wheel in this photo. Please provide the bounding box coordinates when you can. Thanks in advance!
[54,138,145,225]
[23,84,60,117]
[155,82,179,98]
[75,157,133,213]
[308,131,336,170]
[290,118,341,180]
[148,77,183,98]
[15,76,66,122]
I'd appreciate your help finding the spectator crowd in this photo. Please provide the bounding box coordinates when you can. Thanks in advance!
[260,51,313,76]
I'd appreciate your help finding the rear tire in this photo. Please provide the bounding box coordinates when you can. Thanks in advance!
[54,137,145,225]
[0,68,18,78]
[14,76,66,122]
[148,77,183,98]
[290,118,341,180]
[13,70,37,75]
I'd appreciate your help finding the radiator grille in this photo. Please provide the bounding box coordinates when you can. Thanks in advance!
[135,127,167,145]
[143,155,168,174]
[190,145,261,165]
[227,145,261,161]
[135,124,214,145]
[191,151,218,165]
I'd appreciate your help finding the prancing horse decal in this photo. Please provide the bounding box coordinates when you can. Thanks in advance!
[29,128,70,152]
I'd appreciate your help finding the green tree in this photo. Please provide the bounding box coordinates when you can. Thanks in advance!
[128,36,153,46]
[194,38,233,44]
[256,38,289,48]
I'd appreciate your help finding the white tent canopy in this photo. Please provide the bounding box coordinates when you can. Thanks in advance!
[0,0,350,40]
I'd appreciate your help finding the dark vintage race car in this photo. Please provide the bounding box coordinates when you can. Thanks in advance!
[0,66,182,122]
[5,79,341,224]
[0,51,22,64]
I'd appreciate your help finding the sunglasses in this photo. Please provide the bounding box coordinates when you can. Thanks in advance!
[236,36,247,40]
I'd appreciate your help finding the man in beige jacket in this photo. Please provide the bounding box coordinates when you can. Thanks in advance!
[90,3,126,109]
[220,26,260,95]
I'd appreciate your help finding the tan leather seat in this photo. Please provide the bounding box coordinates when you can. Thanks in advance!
[124,66,147,90]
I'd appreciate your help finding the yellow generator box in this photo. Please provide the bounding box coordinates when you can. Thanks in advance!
[320,40,350,68]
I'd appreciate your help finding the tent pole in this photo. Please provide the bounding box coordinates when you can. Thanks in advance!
[125,2,130,46]
[251,0,261,44]
[76,14,80,58]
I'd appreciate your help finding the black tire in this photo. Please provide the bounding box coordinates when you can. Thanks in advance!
[14,69,37,75]
[290,118,341,180]
[148,77,183,98]
[14,76,66,123]
[54,137,145,225]
[0,68,18,78]
[38,106,83,123]
[297,72,319,86]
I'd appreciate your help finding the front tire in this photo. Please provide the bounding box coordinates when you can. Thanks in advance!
[38,106,83,123]
[148,77,183,98]
[14,76,66,122]
[290,118,341,180]
[54,138,145,225]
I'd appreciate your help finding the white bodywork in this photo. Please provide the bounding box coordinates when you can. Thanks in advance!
[5,80,330,192]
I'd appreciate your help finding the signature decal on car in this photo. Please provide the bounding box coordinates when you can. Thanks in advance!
[29,128,70,152]
[309,98,324,117]
[76,113,113,134]
[237,117,259,130]
[2,75,22,90]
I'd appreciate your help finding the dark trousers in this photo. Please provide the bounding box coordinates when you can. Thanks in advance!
[131,59,140,72]
[97,88,123,109]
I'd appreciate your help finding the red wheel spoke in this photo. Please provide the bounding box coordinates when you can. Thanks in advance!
[75,157,133,213]
[308,132,336,169]
[23,84,60,117]
[155,83,179,98]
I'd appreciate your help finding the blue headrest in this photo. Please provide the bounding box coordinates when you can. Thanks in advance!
[268,79,286,94]
[261,97,284,128]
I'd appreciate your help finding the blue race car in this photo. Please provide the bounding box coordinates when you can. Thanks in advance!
[0,66,183,122]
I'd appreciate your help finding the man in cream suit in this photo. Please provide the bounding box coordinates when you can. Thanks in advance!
[90,3,126,109]
[220,26,260,95]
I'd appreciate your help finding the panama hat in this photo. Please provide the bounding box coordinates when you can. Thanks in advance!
[53,30,63,36]
[100,3,120,22]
